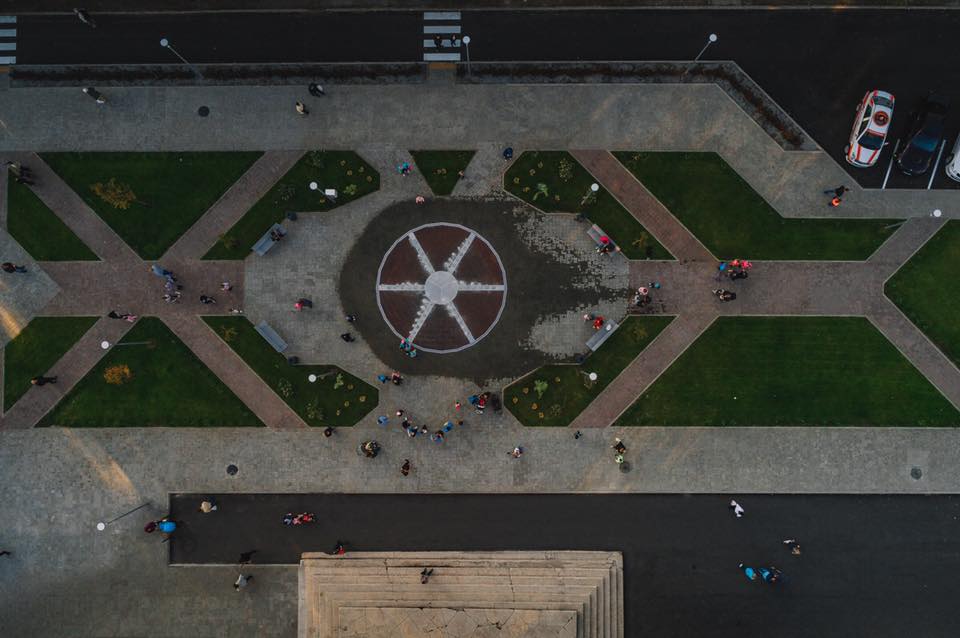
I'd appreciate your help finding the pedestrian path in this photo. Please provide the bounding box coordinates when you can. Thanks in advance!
[164,150,304,261]
[0,16,16,66]
[423,11,462,62]
[1,316,133,428]
[163,314,307,430]
[572,150,711,262]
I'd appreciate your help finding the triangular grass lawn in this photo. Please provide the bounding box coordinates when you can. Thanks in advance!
[506,316,674,426]
[203,316,376,426]
[504,151,672,260]
[41,151,262,259]
[7,179,97,261]
[616,317,959,427]
[614,152,896,260]
[886,221,960,368]
[4,316,98,411]
[40,317,263,427]
[204,151,379,260]
[410,150,475,196]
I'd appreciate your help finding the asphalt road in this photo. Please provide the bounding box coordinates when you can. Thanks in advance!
[13,9,960,189]
[170,493,960,638]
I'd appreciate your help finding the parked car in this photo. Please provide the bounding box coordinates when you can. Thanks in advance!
[845,90,895,168]
[896,94,949,176]
[944,132,960,182]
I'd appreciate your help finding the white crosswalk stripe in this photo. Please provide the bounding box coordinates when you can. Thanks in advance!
[422,10,461,62]
[0,16,15,64]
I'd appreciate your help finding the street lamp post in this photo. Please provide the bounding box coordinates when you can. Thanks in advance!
[682,33,718,80]
[96,502,151,531]
[160,37,203,80]
[101,340,153,350]
[462,35,471,77]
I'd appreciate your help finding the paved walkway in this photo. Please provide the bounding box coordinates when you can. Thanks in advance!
[569,153,960,426]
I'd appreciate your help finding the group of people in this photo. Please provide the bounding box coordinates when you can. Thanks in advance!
[399,338,418,358]
[281,512,315,526]
[5,160,34,185]
[634,281,661,308]
[730,499,800,586]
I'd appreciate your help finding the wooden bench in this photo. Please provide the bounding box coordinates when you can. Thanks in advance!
[252,223,285,257]
[255,321,288,353]
[586,319,618,352]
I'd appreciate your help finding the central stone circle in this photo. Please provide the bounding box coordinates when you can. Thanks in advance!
[376,223,507,354]
[424,270,459,305]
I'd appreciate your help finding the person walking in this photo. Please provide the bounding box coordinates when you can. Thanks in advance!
[221,281,233,292]
[295,298,313,311]
[433,34,443,48]
[82,87,106,104]
[308,83,325,97]
[420,567,434,584]
[824,185,848,197]
[0,550,11,557]
[2,262,27,273]
[150,264,173,279]
[729,499,745,518]
[341,332,355,342]
[345,314,357,323]
[31,375,57,386]
[738,563,758,581]
[829,195,842,208]
[295,101,308,116]
[234,573,253,591]
[199,294,216,305]
[783,539,802,555]
[74,8,97,27]
[400,459,411,476]
[377,415,389,427]
[199,498,217,513]
[510,446,524,459]
[238,550,258,565]
[330,540,346,555]
[432,430,444,443]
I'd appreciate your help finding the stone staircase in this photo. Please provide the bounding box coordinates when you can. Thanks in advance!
[298,551,624,638]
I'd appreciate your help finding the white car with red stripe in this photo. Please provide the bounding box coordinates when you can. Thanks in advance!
[845,90,895,168]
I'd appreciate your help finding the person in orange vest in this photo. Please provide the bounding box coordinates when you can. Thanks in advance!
[829,196,842,208]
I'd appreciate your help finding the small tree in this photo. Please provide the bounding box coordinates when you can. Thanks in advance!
[220,326,238,343]
[534,379,548,399]
[218,234,238,250]
[277,378,294,398]
[333,373,344,390]
[557,156,575,182]
[532,183,550,201]
[104,364,133,385]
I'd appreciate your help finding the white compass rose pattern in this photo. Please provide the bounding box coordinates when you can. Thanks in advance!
[376,223,507,353]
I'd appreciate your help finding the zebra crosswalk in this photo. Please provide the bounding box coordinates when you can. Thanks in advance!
[0,16,16,65]
[423,11,461,62]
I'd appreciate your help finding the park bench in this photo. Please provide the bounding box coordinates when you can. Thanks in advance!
[586,319,618,352]
[586,224,617,252]
[255,320,288,353]
[252,223,285,257]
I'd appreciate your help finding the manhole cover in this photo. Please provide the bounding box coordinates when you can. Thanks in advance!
[226,463,239,476]
[198,105,210,117]
[911,467,922,480]
[376,223,507,353]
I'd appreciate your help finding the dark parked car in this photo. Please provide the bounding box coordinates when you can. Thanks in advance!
[896,94,949,176]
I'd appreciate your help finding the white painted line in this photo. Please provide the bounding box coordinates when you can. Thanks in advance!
[444,232,475,272]
[407,301,435,342]
[0,29,16,37]
[0,55,15,64]
[424,53,461,61]
[0,42,15,51]
[424,25,461,34]
[423,39,461,48]
[456,283,505,291]
[377,283,426,292]
[446,303,476,344]
[407,233,435,274]
[423,11,460,20]
[928,139,946,190]
[0,17,17,24]
[882,138,900,190]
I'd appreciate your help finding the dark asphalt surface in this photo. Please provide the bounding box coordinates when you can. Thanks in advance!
[169,493,960,638]
[13,9,960,189]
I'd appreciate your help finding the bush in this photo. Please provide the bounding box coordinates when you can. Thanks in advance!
[103,364,133,385]
[91,178,137,210]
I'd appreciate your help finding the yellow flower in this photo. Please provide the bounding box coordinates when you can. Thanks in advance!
[513,177,520,184]
[366,176,373,182]
[512,397,519,404]
[537,162,544,168]
[554,377,561,383]
[347,384,354,390]
[531,403,538,410]
[339,160,346,166]
[522,387,529,394]
[347,170,353,176]
[529,169,536,176]
[538,412,545,419]
[336,409,341,416]
[343,400,350,407]
[358,395,366,402]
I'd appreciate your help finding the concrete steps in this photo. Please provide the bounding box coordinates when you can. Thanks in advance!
[298,551,623,638]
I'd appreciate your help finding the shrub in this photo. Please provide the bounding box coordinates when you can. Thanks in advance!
[307,151,326,168]
[104,364,133,385]
[333,373,344,390]
[277,183,296,202]
[534,379,548,399]
[220,326,238,343]
[343,184,358,197]
[558,157,574,182]
[218,233,238,249]
[91,178,137,210]
[277,378,294,398]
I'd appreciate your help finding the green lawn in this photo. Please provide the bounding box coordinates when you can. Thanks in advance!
[410,150,475,196]
[504,151,672,260]
[4,316,98,411]
[203,316,377,426]
[41,317,262,427]
[506,316,673,426]
[204,151,380,259]
[6,179,97,261]
[616,317,959,427]
[886,221,960,367]
[614,152,897,260]
[41,151,262,259]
